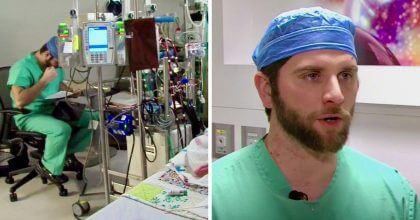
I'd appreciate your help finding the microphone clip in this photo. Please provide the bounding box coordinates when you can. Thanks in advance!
[288,190,309,201]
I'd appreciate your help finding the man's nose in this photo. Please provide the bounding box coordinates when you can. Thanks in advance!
[322,77,344,105]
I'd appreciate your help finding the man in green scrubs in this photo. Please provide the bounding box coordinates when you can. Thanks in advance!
[212,7,419,220]
[7,36,96,183]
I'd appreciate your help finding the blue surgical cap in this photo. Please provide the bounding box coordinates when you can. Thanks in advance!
[46,36,58,59]
[252,7,357,71]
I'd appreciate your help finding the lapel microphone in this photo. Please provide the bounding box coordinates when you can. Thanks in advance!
[288,190,309,201]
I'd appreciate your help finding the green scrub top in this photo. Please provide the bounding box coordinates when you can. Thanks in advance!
[7,53,64,120]
[212,139,419,220]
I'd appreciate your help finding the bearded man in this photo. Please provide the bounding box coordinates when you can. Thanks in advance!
[212,7,419,220]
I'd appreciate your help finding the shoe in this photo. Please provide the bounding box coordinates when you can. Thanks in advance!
[51,174,69,184]
[63,154,84,172]
[35,161,69,184]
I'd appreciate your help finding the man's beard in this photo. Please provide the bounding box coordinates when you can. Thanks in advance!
[272,93,354,154]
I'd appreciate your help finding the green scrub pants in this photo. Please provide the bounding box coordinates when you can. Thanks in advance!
[16,110,98,175]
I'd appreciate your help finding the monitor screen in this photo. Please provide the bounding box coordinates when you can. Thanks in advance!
[88,26,108,52]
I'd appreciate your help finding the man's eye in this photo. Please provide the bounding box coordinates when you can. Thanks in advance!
[339,72,353,80]
[305,72,320,80]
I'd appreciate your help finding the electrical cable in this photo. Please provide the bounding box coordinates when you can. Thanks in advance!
[172,91,189,148]
[171,97,184,148]
[123,132,134,193]
[105,107,137,128]
[73,67,91,85]
[106,129,121,150]
[64,67,92,108]
[75,67,91,73]
[54,66,98,196]
[144,128,158,163]
[64,67,77,99]
[79,70,103,193]
[105,66,126,109]
[183,118,187,148]
[137,117,158,163]
[70,67,91,85]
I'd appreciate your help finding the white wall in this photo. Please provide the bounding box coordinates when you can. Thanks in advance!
[213,0,420,193]
[222,0,324,65]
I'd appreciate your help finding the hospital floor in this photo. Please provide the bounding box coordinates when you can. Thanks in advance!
[0,148,128,220]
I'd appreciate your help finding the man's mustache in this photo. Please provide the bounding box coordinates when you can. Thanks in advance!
[309,107,353,121]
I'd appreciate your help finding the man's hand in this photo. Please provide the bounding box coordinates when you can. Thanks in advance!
[68,89,82,98]
[60,83,83,98]
[40,67,57,85]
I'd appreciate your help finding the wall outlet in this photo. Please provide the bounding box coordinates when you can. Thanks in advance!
[213,123,234,158]
[241,126,266,147]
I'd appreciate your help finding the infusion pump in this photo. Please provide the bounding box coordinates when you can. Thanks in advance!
[57,21,126,67]
[82,22,116,66]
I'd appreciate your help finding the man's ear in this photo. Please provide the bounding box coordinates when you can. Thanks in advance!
[254,72,273,109]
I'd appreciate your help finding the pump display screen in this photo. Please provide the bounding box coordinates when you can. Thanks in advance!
[88,26,108,52]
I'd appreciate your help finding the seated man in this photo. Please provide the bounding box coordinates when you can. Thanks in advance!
[7,36,98,183]
[212,7,419,220]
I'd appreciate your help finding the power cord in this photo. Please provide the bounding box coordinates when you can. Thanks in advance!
[144,128,158,163]
[123,133,134,193]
